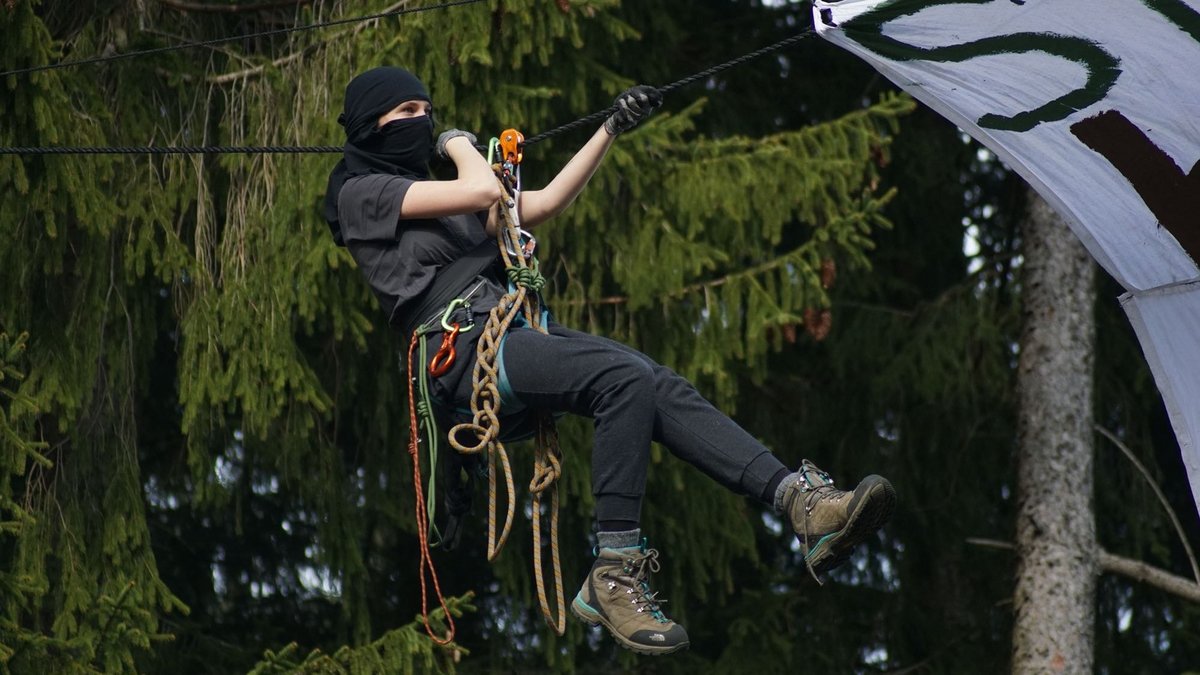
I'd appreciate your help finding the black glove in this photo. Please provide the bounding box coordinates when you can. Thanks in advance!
[604,85,663,136]
[436,129,478,160]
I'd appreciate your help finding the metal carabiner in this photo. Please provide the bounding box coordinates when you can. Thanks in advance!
[502,226,537,261]
[440,298,474,333]
[429,322,461,377]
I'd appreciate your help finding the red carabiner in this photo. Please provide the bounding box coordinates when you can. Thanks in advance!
[429,323,461,377]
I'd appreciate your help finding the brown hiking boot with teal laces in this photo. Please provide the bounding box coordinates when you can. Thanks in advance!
[781,459,896,580]
[571,545,689,655]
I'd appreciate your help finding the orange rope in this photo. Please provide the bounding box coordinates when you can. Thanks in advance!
[407,332,456,645]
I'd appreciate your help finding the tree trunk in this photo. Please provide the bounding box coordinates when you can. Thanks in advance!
[1012,189,1098,673]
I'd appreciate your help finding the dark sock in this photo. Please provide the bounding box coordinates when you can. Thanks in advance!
[762,467,791,507]
[598,520,640,534]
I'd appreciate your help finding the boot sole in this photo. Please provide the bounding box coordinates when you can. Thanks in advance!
[803,475,896,576]
[571,595,690,656]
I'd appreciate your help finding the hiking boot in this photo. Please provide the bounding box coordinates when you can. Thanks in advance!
[571,545,689,655]
[781,459,896,579]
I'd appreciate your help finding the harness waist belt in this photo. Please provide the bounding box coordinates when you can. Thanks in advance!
[400,238,500,336]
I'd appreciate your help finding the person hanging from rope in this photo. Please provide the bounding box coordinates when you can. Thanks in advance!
[324,66,897,656]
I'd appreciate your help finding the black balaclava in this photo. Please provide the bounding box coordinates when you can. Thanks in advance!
[324,67,434,244]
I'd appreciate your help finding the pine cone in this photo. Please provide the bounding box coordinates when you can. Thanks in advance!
[804,307,833,342]
[820,258,837,290]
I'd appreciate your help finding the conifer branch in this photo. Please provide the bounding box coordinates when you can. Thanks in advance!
[1095,425,1200,586]
[201,40,315,84]
[142,27,259,69]
[834,300,916,318]
[246,592,475,674]
[95,581,137,652]
[836,251,1021,320]
[198,0,417,84]
[1099,552,1200,604]
[555,244,818,308]
[966,538,1200,604]
[158,0,312,13]
[161,0,415,85]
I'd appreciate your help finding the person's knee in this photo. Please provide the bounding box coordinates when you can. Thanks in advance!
[657,366,701,401]
[597,355,656,407]
[616,355,655,386]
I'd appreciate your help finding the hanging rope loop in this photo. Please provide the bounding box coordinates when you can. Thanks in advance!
[441,143,568,634]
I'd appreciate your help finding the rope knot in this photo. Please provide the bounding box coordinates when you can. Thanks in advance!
[506,266,545,292]
[529,452,562,494]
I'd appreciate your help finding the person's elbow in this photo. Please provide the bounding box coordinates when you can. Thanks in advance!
[516,189,569,228]
[465,180,503,211]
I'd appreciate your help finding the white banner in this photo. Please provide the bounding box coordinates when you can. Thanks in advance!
[1123,282,1200,512]
[812,0,1200,512]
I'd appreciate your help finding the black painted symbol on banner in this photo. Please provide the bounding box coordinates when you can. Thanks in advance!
[1070,109,1200,263]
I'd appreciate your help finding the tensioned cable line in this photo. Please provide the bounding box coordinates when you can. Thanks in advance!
[0,30,815,156]
[522,31,814,147]
[0,143,345,155]
[0,0,487,78]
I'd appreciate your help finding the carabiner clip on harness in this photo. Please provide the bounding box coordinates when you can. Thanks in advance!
[428,298,475,378]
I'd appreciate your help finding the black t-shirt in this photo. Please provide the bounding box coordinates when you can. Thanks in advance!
[337,173,498,328]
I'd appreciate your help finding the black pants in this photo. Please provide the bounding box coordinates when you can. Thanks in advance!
[432,321,786,525]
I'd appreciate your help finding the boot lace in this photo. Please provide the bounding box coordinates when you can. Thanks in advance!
[792,460,840,584]
[614,548,671,623]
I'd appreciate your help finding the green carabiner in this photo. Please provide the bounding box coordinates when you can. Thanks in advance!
[487,137,500,165]
[441,298,474,333]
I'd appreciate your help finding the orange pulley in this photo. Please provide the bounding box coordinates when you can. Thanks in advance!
[499,128,524,166]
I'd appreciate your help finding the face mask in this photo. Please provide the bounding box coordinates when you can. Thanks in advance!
[361,115,434,177]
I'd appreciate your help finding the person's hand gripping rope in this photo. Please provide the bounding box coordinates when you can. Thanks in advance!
[604,85,663,136]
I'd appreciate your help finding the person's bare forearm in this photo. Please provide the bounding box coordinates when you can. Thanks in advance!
[400,136,501,218]
[516,85,661,227]
[519,127,615,227]
[445,136,499,201]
